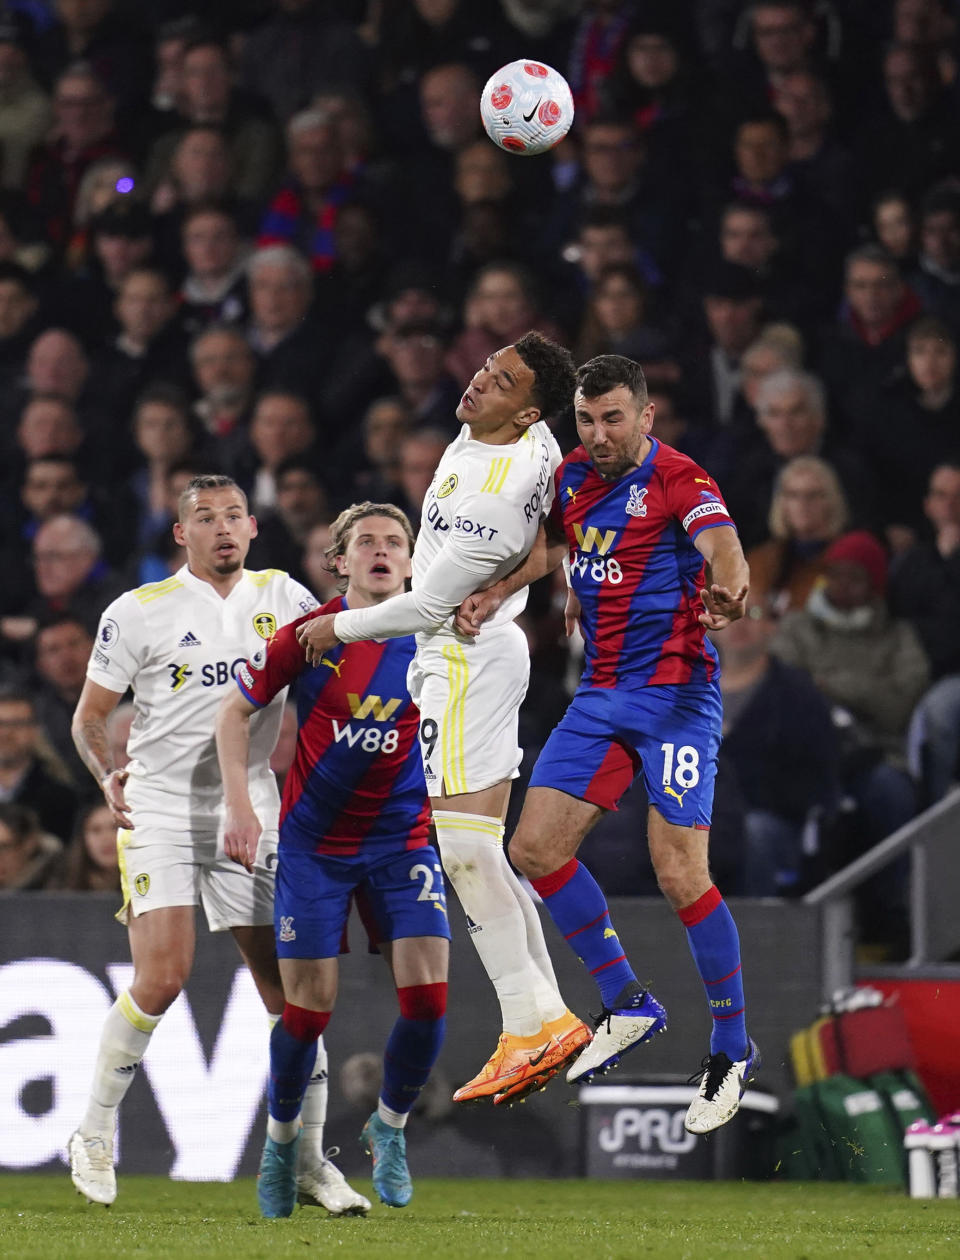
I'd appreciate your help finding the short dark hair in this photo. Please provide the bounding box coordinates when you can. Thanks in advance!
[177,474,246,520]
[0,802,41,845]
[275,456,322,485]
[907,314,955,348]
[576,354,648,406]
[513,331,576,422]
[0,685,36,713]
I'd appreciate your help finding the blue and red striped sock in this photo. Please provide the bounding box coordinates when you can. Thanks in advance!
[381,983,447,1116]
[530,859,637,1008]
[678,886,747,1060]
[268,1004,327,1121]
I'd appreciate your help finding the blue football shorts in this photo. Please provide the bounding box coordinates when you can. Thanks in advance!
[529,681,723,829]
[274,842,451,959]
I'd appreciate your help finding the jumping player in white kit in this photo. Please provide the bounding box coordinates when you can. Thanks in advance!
[296,332,593,1104]
[67,474,368,1214]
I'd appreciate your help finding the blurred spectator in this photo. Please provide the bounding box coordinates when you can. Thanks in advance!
[395,426,448,526]
[746,454,850,615]
[26,63,125,248]
[230,389,317,513]
[890,461,960,682]
[150,15,196,117]
[872,189,918,268]
[445,261,567,389]
[574,261,668,364]
[566,0,638,120]
[0,802,63,890]
[739,323,804,414]
[859,315,960,546]
[247,456,328,584]
[855,42,960,208]
[726,367,867,548]
[32,0,152,118]
[179,203,248,336]
[647,381,729,479]
[771,68,855,227]
[149,125,236,225]
[64,154,138,270]
[51,800,120,891]
[0,12,52,189]
[893,463,960,803]
[545,112,683,281]
[907,183,960,334]
[58,198,156,344]
[716,600,839,895]
[258,108,355,273]
[94,265,187,424]
[0,262,42,385]
[381,318,461,433]
[338,394,413,503]
[0,688,78,843]
[129,384,204,547]
[601,13,701,186]
[301,519,338,603]
[682,260,764,431]
[14,395,87,473]
[311,200,390,345]
[16,513,122,641]
[386,61,482,256]
[246,243,326,400]
[241,1,372,125]
[817,244,922,434]
[189,322,256,440]
[145,38,281,207]
[1,454,129,590]
[33,611,94,792]
[770,530,929,937]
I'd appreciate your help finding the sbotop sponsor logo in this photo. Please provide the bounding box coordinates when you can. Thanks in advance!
[597,1106,697,1169]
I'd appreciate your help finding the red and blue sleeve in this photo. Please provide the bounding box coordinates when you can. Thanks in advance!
[235,616,310,708]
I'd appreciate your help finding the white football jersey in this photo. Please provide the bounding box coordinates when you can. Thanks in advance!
[87,565,317,823]
[415,419,562,634]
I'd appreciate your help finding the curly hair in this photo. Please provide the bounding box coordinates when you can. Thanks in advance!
[576,354,648,405]
[324,501,416,593]
[513,330,576,421]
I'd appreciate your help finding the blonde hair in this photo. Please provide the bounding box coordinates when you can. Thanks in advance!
[325,501,415,592]
[768,455,849,540]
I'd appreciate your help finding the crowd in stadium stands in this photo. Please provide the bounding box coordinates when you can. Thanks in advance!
[2,0,960,941]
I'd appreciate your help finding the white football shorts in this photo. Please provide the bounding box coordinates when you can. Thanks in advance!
[409,622,529,797]
[115,790,277,930]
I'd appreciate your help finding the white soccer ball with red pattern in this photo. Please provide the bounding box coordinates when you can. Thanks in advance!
[480,60,574,156]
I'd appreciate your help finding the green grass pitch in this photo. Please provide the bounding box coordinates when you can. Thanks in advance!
[1,1177,958,1259]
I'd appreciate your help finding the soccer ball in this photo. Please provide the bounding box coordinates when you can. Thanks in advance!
[480,60,574,156]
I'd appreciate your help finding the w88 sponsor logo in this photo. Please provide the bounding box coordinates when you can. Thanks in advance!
[570,553,623,584]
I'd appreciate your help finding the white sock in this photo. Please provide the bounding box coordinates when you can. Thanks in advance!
[501,857,567,1023]
[81,991,162,1138]
[300,1036,328,1160]
[377,1099,408,1129]
[266,1116,300,1143]
[434,810,545,1037]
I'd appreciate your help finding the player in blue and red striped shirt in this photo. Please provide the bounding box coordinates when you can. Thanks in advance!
[216,503,448,1215]
[457,354,759,1136]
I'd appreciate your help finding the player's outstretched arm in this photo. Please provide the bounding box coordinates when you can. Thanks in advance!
[72,678,133,829]
[215,688,263,872]
[454,519,567,637]
[694,524,750,631]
